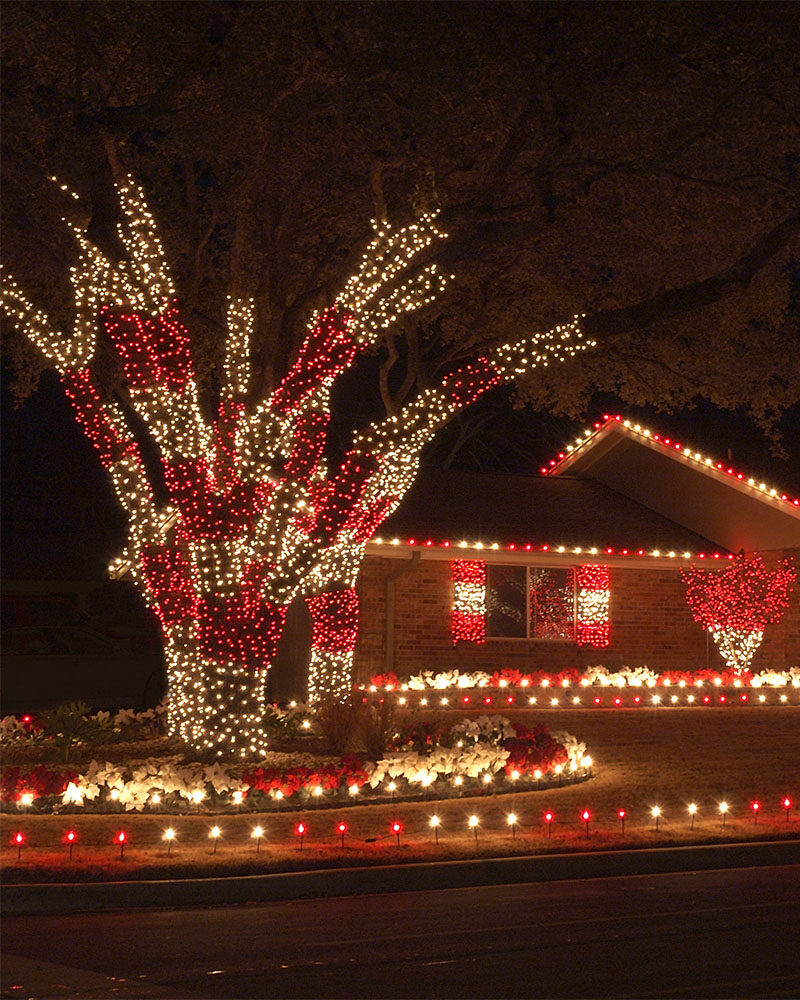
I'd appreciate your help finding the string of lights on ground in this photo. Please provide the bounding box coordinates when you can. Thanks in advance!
[370,688,800,709]
[5,795,795,863]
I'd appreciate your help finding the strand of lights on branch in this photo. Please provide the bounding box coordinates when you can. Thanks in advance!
[1,174,611,755]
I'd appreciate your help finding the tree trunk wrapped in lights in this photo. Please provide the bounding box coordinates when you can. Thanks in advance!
[2,176,595,756]
[681,553,796,675]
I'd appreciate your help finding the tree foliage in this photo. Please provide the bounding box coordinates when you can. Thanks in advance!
[3,1,799,437]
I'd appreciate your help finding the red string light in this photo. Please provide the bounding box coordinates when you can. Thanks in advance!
[682,554,796,673]
[576,564,610,647]
[451,559,487,643]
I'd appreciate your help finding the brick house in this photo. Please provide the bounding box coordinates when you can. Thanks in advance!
[349,415,800,687]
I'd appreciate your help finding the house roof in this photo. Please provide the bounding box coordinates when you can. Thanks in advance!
[377,468,720,553]
[368,413,800,563]
[545,415,800,551]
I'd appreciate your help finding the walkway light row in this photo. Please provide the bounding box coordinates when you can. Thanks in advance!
[389,692,796,708]
[8,798,793,860]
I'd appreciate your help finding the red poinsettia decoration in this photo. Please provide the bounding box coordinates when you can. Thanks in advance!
[681,554,796,673]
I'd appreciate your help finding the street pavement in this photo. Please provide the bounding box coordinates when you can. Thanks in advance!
[2,864,800,999]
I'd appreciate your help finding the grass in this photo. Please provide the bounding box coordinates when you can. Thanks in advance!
[1,707,798,884]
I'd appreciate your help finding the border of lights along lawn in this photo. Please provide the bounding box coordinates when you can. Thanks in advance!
[2,707,797,896]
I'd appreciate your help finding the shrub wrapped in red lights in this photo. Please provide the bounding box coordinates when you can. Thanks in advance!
[682,554,796,675]
[452,560,487,643]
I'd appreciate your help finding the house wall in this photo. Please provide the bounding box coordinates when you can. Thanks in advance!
[352,549,800,682]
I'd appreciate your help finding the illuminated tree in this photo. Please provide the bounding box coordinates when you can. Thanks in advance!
[681,554,796,675]
[1,176,593,755]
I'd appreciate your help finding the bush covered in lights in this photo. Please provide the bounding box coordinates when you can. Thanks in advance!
[1,176,595,758]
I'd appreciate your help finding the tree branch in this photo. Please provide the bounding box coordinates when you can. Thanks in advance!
[584,208,800,340]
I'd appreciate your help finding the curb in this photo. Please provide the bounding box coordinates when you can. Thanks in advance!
[4,838,800,915]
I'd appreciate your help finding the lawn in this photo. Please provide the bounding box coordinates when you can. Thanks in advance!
[1,706,797,883]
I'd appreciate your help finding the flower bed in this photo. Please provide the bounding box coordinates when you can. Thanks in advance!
[0,716,588,814]
[368,665,800,692]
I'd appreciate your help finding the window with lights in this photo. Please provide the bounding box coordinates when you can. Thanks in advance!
[453,560,610,646]
[487,565,575,640]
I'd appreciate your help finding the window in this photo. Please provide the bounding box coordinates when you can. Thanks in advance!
[486,565,575,640]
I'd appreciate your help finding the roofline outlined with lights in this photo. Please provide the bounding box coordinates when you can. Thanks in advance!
[542,414,800,511]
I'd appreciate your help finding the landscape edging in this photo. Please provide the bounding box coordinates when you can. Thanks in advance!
[4,838,799,915]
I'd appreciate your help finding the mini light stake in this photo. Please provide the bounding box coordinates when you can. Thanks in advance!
[651,806,661,832]
[337,821,347,849]
[391,821,402,847]
[618,809,626,835]
[752,801,760,825]
[163,827,176,856]
[468,815,479,845]
[719,801,728,828]
[14,832,24,861]
[544,810,554,839]
[784,796,792,822]
[429,815,440,845]
[209,825,221,854]
[116,830,126,860]
[251,825,264,853]
[582,810,591,839]
[688,803,697,830]
[66,829,76,860]
[507,813,518,840]
[296,822,306,851]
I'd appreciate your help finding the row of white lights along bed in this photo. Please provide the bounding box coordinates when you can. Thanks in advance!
[367,689,800,708]
[7,796,796,861]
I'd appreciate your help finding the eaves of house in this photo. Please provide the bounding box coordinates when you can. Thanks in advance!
[366,414,800,569]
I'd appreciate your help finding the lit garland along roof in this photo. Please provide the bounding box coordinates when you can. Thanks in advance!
[368,535,733,562]
[543,413,800,509]
[367,411,800,561]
